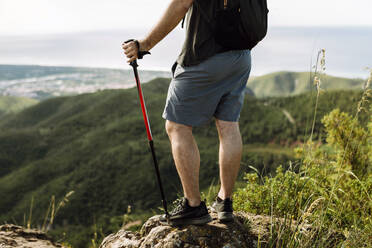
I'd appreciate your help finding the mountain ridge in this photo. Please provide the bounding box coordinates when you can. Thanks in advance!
[247,71,365,98]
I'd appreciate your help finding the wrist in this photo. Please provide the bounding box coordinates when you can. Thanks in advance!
[139,39,151,52]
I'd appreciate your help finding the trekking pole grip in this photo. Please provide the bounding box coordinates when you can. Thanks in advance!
[124,39,151,68]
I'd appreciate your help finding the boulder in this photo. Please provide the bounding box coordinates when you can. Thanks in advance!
[100,210,276,248]
[0,224,65,248]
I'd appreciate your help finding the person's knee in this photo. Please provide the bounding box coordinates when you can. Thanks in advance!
[216,119,240,136]
[165,120,192,138]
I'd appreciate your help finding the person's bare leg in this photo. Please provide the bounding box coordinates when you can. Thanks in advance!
[215,119,243,199]
[166,120,201,207]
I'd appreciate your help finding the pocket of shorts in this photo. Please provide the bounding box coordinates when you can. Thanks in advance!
[173,64,184,79]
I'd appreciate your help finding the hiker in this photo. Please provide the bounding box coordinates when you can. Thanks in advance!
[122,0,266,225]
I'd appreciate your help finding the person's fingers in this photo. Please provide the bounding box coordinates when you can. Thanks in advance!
[126,51,137,60]
[127,54,137,63]
[122,42,139,60]
[123,47,133,55]
[121,41,133,49]
[124,49,137,58]
[121,41,139,63]
[122,41,137,51]
[124,47,136,55]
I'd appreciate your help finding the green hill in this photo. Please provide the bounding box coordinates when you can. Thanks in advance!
[0,78,367,247]
[247,71,365,97]
[0,96,38,118]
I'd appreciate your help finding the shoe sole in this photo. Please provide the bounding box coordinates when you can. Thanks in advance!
[162,214,213,226]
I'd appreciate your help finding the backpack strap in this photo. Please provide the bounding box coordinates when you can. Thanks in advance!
[193,0,214,27]
[193,0,236,27]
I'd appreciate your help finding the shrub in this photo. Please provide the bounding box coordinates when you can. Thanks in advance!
[234,107,372,247]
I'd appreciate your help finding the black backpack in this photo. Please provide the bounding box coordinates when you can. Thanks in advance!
[195,0,269,50]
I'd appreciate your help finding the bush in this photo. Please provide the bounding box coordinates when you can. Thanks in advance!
[234,107,372,247]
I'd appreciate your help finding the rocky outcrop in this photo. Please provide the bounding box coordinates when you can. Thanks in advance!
[0,224,65,248]
[100,210,277,248]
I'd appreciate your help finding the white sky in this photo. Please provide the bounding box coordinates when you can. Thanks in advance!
[1,0,372,35]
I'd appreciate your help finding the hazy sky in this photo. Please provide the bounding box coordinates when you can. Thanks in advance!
[1,0,372,35]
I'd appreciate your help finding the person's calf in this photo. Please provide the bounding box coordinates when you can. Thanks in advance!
[215,119,242,201]
[165,120,202,207]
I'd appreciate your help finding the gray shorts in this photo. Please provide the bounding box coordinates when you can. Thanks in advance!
[162,49,251,127]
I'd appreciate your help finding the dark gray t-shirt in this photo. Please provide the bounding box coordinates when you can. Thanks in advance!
[176,0,225,67]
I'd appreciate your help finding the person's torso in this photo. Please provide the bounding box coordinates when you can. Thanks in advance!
[177,0,227,67]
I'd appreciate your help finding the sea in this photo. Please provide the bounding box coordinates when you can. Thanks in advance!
[0,26,371,79]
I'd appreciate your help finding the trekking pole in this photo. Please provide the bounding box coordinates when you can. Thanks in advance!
[124,40,169,220]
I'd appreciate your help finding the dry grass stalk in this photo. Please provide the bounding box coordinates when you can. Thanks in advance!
[302,197,325,222]
[26,196,34,229]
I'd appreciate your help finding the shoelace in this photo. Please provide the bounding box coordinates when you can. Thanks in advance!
[170,198,186,215]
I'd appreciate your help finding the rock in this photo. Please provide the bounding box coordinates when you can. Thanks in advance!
[100,210,276,248]
[0,224,66,248]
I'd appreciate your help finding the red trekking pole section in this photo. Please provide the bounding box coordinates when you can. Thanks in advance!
[132,65,153,141]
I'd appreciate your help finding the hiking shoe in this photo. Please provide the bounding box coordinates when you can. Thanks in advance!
[211,196,234,222]
[160,198,212,226]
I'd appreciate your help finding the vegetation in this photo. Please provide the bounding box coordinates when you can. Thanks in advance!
[0,70,369,247]
[248,71,365,98]
[234,107,371,247]
[0,96,38,118]
[234,66,372,247]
